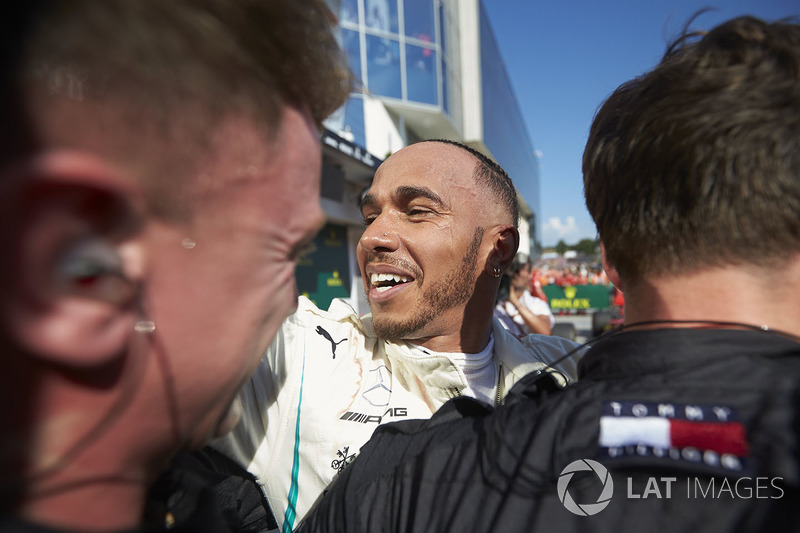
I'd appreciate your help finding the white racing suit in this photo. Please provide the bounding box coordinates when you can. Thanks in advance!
[212,297,581,531]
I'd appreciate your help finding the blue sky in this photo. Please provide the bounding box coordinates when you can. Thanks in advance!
[482,0,799,247]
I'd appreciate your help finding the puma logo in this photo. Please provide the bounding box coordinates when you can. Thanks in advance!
[315,325,347,359]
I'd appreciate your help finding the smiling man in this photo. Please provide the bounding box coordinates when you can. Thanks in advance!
[297,15,800,533]
[213,139,582,530]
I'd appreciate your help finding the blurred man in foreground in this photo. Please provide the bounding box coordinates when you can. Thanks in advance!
[213,139,582,530]
[0,1,349,531]
[297,15,800,532]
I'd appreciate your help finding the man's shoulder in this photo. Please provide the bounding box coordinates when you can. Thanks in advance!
[492,319,585,384]
[320,396,497,500]
[283,296,375,338]
[292,295,358,322]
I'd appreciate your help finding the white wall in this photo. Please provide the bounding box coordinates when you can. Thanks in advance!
[457,0,482,143]
[517,216,531,257]
[364,96,406,159]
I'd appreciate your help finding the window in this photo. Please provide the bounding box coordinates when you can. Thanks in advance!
[341,29,362,82]
[366,35,401,98]
[343,97,366,147]
[403,0,434,41]
[339,0,359,25]
[364,0,398,34]
[406,44,437,105]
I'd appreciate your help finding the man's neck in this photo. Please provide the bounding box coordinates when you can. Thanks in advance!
[403,321,494,354]
[623,262,800,338]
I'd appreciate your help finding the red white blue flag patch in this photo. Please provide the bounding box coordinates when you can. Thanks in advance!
[599,400,749,472]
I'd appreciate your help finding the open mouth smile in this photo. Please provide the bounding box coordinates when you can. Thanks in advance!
[369,272,413,293]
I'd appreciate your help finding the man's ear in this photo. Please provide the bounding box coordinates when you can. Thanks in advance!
[1,151,146,367]
[486,224,519,276]
[601,242,623,291]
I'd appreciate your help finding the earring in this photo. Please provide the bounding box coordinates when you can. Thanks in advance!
[491,267,502,278]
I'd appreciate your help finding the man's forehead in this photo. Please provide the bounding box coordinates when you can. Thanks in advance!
[369,143,476,193]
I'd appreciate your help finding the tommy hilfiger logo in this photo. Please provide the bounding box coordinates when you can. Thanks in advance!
[599,400,749,472]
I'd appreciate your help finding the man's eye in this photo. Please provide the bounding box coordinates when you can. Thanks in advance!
[362,215,376,227]
[408,208,431,218]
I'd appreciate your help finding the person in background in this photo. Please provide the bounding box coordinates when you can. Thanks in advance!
[495,253,555,336]
[296,15,800,532]
[0,1,350,531]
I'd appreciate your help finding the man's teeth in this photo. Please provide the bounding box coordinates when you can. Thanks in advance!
[370,273,411,286]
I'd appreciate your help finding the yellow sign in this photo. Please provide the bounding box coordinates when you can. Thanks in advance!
[550,298,591,309]
[327,270,343,287]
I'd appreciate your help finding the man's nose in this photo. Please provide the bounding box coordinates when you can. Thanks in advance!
[359,216,399,254]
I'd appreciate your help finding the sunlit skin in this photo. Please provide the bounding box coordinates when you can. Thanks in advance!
[0,105,325,531]
[138,106,325,448]
[357,142,517,353]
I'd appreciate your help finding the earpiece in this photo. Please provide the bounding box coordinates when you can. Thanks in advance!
[58,240,157,334]
[58,238,126,284]
[56,238,136,305]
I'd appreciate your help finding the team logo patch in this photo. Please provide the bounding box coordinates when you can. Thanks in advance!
[331,446,356,473]
[361,365,392,406]
[599,400,749,472]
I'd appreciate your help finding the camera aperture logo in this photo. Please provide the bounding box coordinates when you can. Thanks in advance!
[557,459,614,516]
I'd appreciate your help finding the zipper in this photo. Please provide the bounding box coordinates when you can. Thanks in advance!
[448,387,461,399]
[495,362,504,406]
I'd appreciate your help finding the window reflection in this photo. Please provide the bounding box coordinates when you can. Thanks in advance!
[403,0,434,41]
[339,0,359,25]
[366,35,401,99]
[406,44,436,105]
[364,0,398,34]
[343,97,366,147]
[342,29,362,83]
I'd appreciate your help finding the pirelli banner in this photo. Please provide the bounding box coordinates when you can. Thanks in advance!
[542,285,611,311]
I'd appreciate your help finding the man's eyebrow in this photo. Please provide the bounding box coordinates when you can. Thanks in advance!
[360,191,377,212]
[360,186,448,212]
[394,185,447,208]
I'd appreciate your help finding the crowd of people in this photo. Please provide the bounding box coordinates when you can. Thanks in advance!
[535,263,610,288]
[1,3,798,533]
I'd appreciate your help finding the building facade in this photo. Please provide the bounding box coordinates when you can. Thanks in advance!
[302,0,542,313]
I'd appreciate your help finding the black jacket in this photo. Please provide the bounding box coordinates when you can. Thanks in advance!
[1,447,277,533]
[298,328,800,532]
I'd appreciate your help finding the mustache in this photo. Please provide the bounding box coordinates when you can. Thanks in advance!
[365,253,422,279]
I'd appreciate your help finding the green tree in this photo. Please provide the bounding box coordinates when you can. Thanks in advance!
[574,238,598,256]
[555,239,568,256]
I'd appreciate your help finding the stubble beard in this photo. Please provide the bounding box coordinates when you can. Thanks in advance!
[371,227,485,342]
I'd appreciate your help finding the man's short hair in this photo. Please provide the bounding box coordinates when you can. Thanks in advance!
[1,0,352,219]
[583,16,800,281]
[426,139,519,228]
